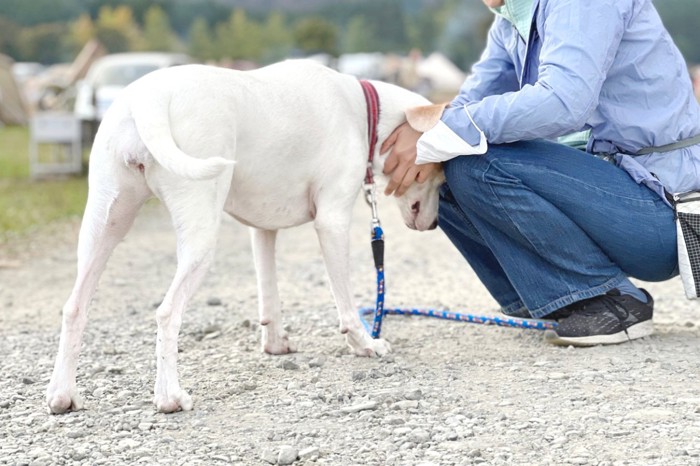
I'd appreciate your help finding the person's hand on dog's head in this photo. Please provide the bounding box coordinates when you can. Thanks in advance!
[382,122,440,197]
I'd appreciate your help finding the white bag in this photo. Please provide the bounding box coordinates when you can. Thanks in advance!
[675,191,700,299]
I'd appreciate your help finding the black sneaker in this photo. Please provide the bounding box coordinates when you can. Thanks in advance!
[544,289,654,346]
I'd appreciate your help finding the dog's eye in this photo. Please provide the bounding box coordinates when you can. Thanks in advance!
[411,201,420,214]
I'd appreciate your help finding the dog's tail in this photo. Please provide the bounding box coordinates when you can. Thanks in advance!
[128,88,234,180]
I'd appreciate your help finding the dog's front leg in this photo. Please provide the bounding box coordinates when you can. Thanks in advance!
[250,228,294,354]
[315,216,391,357]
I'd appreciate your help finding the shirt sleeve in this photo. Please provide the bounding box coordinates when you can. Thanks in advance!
[415,17,517,164]
[447,0,631,147]
[451,17,521,108]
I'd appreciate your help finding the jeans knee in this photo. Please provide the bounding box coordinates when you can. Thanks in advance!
[443,154,488,186]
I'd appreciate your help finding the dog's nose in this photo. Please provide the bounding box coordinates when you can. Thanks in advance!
[411,201,420,214]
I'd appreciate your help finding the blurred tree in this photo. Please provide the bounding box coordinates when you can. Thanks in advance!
[656,0,700,64]
[188,17,215,61]
[0,0,81,26]
[405,4,442,53]
[261,11,292,63]
[142,5,177,51]
[215,9,263,61]
[17,23,72,63]
[95,5,142,53]
[170,1,230,37]
[0,16,21,59]
[344,15,375,53]
[71,13,96,47]
[294,17,338,56]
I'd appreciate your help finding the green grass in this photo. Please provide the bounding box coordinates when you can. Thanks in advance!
[0,125,88,240]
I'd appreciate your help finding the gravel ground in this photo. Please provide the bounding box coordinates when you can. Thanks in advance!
[2,197,700,466]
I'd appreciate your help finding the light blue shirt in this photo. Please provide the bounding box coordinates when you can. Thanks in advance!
[442,0,700,202]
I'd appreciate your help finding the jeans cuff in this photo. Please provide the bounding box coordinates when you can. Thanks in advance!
[500,301,530,318]
[527,274,628,318]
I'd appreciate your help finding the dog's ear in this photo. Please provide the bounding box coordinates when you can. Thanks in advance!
[405,102,449,133]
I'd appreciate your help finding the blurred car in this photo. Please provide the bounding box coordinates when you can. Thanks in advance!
[74,52,191,127]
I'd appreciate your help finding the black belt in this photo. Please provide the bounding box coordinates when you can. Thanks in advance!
[632,133,700,156]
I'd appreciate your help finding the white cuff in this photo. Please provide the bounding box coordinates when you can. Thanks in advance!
[415,114,487,164]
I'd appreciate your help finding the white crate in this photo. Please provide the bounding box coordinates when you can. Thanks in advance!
[29,112,82,178]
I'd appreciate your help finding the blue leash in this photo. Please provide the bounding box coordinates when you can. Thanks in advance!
[360,185,557,338]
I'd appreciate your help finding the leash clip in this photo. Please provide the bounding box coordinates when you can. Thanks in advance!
[363,182,381,228]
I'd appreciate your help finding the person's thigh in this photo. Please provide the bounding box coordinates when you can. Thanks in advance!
[444,140,677,281]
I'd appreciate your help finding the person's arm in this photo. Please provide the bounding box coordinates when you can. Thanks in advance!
[451,16,520,108]
[450,0,630,145]
[383,17,519,196]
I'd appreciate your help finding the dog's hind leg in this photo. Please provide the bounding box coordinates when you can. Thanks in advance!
[46,176,151,414]
[314,213,391,357]
[250,228,294,354]
[153,178,230,413]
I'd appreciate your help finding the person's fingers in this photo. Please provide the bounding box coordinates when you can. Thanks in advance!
[383,148,399,175]
[415,163,439,183]
[384,166,404,196]
[380,126,401,154]
[396,165,420,197]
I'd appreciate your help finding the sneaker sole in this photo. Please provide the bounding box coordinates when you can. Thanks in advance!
[544,320,654,347]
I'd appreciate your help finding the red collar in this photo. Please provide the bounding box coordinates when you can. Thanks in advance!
[359,79,380,185]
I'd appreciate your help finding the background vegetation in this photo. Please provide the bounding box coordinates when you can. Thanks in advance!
[1,0,699,240]
[0,127,87,240]
[1,0,697,72]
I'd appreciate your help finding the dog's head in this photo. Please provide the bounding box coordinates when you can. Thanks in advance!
[380,102,448,231]
[393,169,446,231]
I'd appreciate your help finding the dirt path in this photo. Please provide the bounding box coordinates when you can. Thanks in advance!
[1,199,700,465]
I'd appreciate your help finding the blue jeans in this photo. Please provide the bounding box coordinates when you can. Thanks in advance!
[438,140,678,318]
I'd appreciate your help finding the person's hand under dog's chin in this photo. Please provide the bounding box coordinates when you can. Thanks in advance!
[381,122,441,197]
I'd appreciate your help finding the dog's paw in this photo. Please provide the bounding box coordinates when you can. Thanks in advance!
[153,389,193,413]
[46,385,84,414]
[348,334,392,358]
[262,328,296,355]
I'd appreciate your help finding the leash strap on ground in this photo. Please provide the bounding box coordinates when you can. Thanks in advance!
[361,306,558,336]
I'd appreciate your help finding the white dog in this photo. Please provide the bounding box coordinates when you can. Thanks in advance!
[46,60,446,414]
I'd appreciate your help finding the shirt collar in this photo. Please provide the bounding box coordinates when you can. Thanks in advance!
[490,0,536,41]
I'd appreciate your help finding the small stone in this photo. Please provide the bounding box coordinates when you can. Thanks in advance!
[277,446,299,465]
[384,415,405,425]
[467,449,482,458]
[279,360,299,371]
[404,389,422,400]
[410,429,431,444]
[393,400,419,410]
[298,446,319,460]
[207,297,222,306]
[21,377,35,385]
[202,331,221,340]
[66,430,87,439]
[70,449,88,461]
[138,422,153,431]
[0,401,10,409]
[117,439,141,451]
[308,357,325,368]
[341,401,378,413]
[260,450,277,464]
[352,371,366,381]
